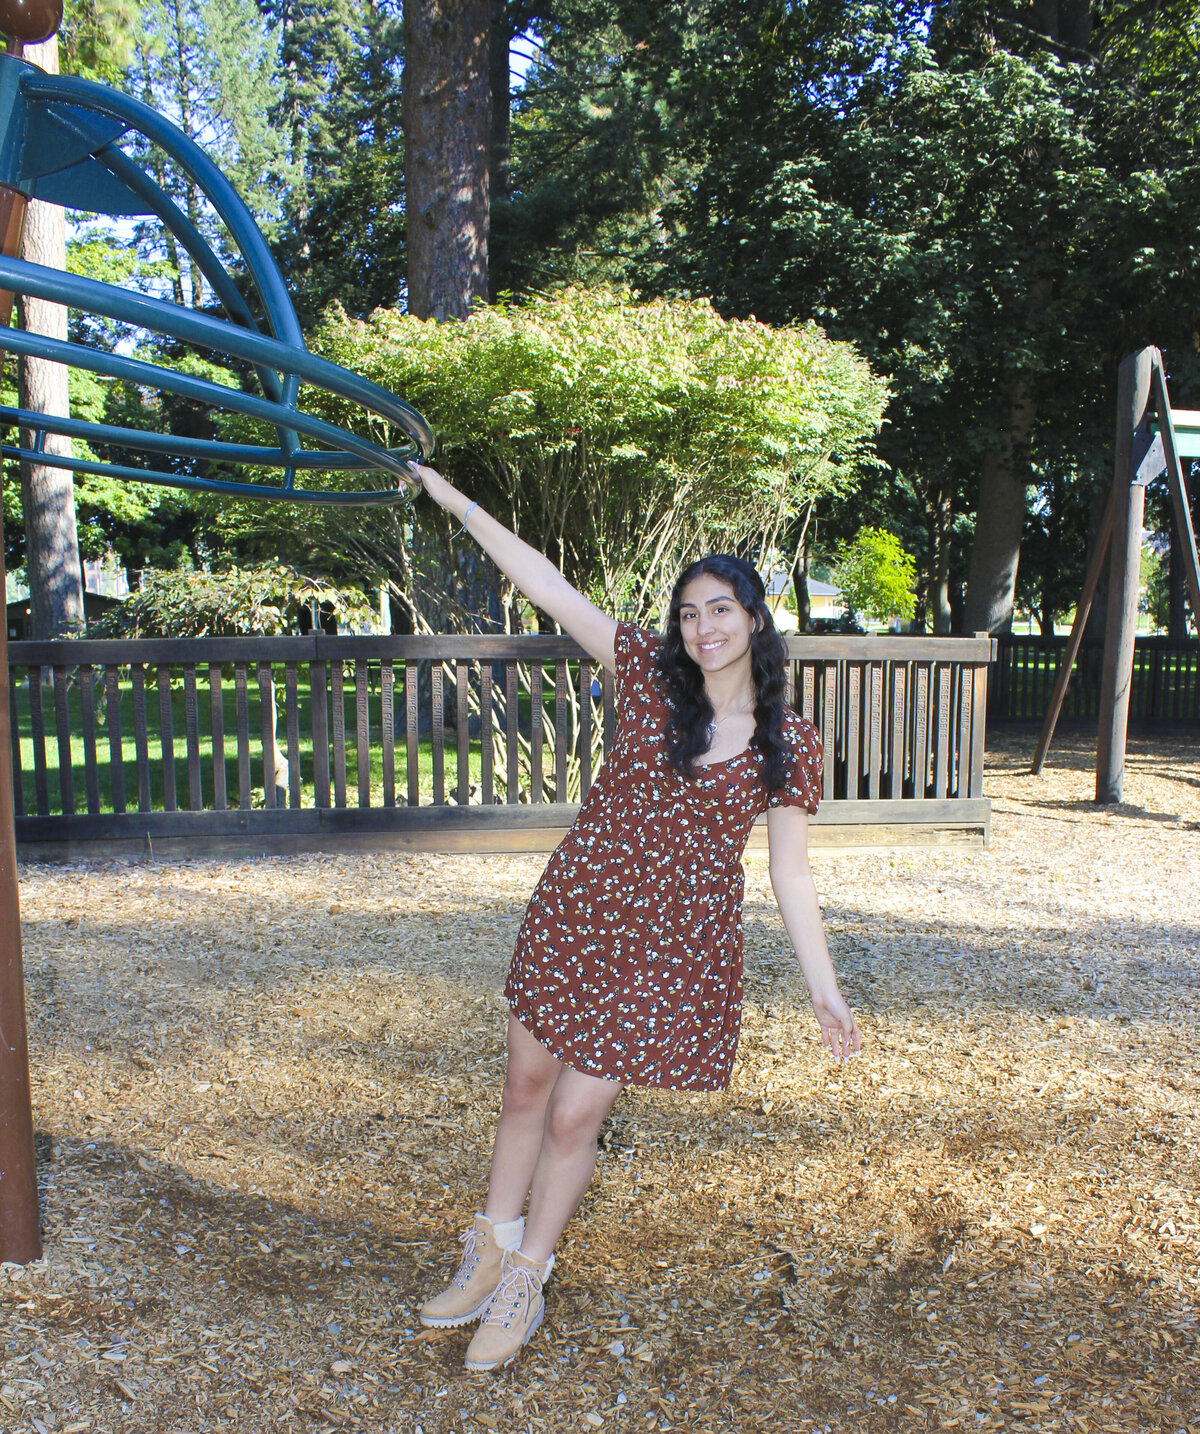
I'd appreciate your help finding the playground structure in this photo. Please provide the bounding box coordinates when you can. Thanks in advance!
[1033,348,1200,793]
[0,7,433,1266]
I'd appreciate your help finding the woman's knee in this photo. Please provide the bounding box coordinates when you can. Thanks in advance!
[542,1083,619,1150]
[500,1061,557,1117]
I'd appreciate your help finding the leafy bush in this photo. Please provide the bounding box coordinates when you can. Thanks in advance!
[235,287,886,630]
[834,528,917,627]
[101,564,373,637]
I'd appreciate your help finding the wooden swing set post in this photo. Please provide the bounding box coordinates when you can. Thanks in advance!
[1095,349,1155,803]
[1032,346,1200,796]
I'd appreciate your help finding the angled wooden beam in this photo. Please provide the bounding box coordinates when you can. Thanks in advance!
[1030,483,1115,775]
[1152,360,1200,630]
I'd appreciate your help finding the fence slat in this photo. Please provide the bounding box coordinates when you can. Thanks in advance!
[404,661,419,806]
[934,664,952,798]
[382,660,395,808]
[481,661,494,805]
[234,663,251,811]
[9,672,24,817]
[821,662,835,803]
[913,664,929,799]
[311,660,330,809]
[131,665,151,813]
[356,658,371,809]
[603,666,615,756]
[105,664,124,814]
[285,663,301,809]
[801,664,815,724]
[52,666,75,817]
[956,665,973,799]
[846,663,862,800]
[579,659,593,797]
[530,659,544,803]
[505,661,519,803]
[258,664,277,809]
[889,664,906,800]
[183,665,202,811]
[431,662,445,806]
[555,659,569,803]
[456,661,469,806]
[867,662,882,801]
[156,665,176,813]
[28,669,48,817]
[332,661,347,809]
[209,664,226,811]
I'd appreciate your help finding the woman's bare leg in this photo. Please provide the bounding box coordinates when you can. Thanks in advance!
[521,1065,623,1263]
[482,1014,563,1225]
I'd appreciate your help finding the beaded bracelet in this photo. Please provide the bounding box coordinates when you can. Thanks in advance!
[452,500,478,539]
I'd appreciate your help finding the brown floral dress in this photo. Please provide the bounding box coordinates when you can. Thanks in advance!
[505,622,822,1091]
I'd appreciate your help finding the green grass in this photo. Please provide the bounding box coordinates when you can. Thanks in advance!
[9,670,534,817]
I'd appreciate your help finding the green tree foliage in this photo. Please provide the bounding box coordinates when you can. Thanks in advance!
[508,0,1200,632]
[102,563,372,637]
[130,0,295,303]
[222,287,886,631]
[834,527,917,627]
[268,0,407,321]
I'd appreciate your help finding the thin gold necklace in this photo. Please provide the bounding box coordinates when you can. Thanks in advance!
[705,698,755,744]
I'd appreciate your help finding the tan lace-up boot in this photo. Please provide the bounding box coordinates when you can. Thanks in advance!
[463,1249,555,1371]
[419,1215,523,1328]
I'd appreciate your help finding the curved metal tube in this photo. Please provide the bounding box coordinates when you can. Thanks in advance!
[97,145,292,421]
[0,445,413,505]
[22,68,305,349]
[0,326,421,495]
[0,255,436,457]
[4,406,400,470]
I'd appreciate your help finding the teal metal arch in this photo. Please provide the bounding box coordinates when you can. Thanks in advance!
[0,52,434,503]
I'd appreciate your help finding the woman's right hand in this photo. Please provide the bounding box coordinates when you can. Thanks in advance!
[408,462,456,510]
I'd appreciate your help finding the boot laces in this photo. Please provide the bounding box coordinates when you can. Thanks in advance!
[482,1262,541,1327]
[452,1225,484,1289]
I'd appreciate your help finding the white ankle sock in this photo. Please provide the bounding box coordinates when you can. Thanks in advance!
[489,1215,525,1249]
[516,1248,555,1277]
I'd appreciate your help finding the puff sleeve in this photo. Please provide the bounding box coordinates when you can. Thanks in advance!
[767,719,823,815]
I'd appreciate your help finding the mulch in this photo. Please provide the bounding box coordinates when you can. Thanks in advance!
[2,730,1198,1434]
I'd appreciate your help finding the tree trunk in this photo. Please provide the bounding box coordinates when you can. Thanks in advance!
[17,38,85,641]
[930,491,953,634]
[403,0,492,320]
[963,375,1037,634]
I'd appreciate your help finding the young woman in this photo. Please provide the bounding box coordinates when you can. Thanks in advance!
[409,464,861,1373]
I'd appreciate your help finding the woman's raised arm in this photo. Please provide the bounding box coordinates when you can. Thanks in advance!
[412,464,618,672]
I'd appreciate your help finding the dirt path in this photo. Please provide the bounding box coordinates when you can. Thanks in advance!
[3,732,1198,1433]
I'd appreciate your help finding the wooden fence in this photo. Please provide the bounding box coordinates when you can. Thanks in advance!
[989,634,1200,725]
[8,633,994,858]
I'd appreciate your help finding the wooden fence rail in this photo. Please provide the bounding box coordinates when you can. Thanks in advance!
[989,634,1200,725]
[9,633,994,857]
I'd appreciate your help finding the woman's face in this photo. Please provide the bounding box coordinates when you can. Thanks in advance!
[677,572,758,680]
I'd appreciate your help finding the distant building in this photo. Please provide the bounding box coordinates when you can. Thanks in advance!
[7,556,129,639]
[763,568,844,631]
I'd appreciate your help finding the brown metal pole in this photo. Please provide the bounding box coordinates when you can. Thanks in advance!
[0,495,41,1264]
[1096,348,1154,804]
[0,35,36,1267]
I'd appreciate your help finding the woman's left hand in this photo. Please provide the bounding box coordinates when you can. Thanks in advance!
[810,988,862,1062]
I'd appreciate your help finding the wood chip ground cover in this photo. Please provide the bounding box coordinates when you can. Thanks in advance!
[3,732,1198,1433]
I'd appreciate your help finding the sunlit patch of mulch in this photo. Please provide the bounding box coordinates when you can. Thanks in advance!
[2,730,1199,1433]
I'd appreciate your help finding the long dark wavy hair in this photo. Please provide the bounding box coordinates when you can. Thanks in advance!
[655,554,792,791]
